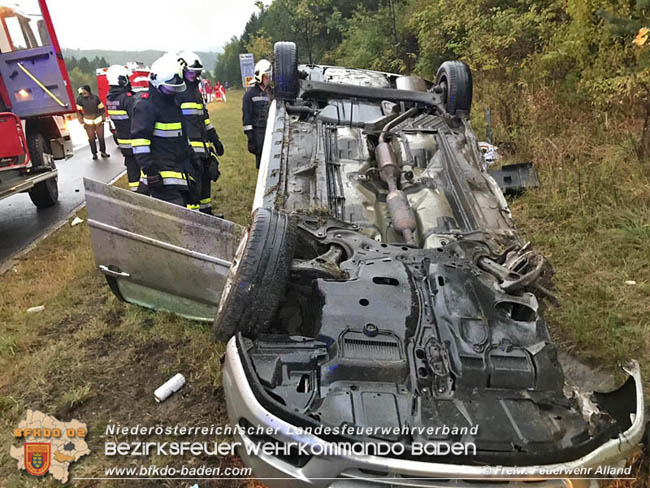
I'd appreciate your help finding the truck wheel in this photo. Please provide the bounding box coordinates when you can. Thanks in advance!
[274,41,298,100]
[213,208,296,341]
[436,61,473,116]
[27,132,48,169]
[27,133,59,208]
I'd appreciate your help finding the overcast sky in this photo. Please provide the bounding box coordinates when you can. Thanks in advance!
[46,0,268,52]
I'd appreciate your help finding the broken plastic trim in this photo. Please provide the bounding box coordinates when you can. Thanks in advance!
[224,336,645,478]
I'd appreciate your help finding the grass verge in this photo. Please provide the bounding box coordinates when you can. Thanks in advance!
[473,86,650,485]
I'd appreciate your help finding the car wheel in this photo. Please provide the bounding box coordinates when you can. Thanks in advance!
[27,132,58,208]
[436,61,473,116]
[213,208,297,341]
[274,41,298,100]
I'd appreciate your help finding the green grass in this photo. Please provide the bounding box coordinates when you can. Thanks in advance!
[507,119,650,381]
[477,87,650,483]
[471,85,650,387]
[207,91,259,225]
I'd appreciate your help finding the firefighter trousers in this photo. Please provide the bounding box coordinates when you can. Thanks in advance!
[251,127,266,170]
[186,156,214,214]
[199,159,213,215]
[150,185,188,207]
[124,155,141,192]
[84,123,106,155]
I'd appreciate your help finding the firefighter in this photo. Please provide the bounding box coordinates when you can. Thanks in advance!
[105,65,142,192]
[242,59,272,169]
[176,51,224,214]
[76,85,109,160]
[130,53,192,207]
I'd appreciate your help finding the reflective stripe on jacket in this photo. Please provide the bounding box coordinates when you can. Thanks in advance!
[83,115,103,125]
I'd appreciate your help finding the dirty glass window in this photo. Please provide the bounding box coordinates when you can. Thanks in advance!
[0,1,50,52]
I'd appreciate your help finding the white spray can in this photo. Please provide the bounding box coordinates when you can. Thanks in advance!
[154,373,186,403]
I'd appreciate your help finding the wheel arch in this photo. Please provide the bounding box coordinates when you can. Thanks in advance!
[25,116,62,153]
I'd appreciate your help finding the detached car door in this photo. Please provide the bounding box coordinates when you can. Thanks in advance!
[84,178,245,322]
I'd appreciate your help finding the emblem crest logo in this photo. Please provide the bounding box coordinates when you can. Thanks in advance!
[24,443,51,476]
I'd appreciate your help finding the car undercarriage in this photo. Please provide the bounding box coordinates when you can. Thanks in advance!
[221,60,644,481]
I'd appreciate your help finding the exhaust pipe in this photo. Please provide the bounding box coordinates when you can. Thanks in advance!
[376,142,401,186]
[375,140,417,246]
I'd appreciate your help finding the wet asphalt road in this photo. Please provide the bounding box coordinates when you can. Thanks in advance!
[0,133,125,265]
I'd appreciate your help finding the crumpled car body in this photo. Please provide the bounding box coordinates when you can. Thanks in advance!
[84,44,645,487]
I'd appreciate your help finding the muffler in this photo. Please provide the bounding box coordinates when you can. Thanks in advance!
[387,190,417,244]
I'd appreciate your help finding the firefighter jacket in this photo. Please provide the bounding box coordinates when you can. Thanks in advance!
[76,94,105,125]
[130,84,192,188]
[176,80,220,158]
[106,86,136,157]
[242,83,270,132]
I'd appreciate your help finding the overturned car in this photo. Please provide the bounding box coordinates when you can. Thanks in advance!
[85,42,644,487]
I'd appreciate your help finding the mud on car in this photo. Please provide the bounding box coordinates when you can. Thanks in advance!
[85,42,645,487]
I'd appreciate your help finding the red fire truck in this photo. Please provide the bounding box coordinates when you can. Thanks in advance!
[0,0,74,208]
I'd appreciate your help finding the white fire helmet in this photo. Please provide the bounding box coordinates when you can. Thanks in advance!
[106,65,130,87]
[254,59,272,84]
[149,53,186,93]
[178,51,203,73]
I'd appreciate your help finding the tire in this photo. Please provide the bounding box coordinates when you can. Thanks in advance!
[213,208,296,341]
[27,132,48,169]
[435,61,473,116]
[27,132,58,208]
[274,41,298,100]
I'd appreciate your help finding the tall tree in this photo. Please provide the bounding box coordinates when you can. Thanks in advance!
[78,56,91,73]
[336,4,411,73]
[245,33,274,62]
[214,37,246,87]
[271,0,342,63]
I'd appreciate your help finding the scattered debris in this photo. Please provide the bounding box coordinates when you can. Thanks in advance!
[70,216,84,227]
[488,162,540,195]
[478,141,500,165]
[154,373,186,403]
[27,305,45,313]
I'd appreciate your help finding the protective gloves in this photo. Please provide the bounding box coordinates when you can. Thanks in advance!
[246,131,256,154]
[213,134,225,156]
[145,166,163,188]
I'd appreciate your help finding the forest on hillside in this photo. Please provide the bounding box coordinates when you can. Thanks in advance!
[64,55,108,94]
[62,50,219,94]
[62,49,219,71]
